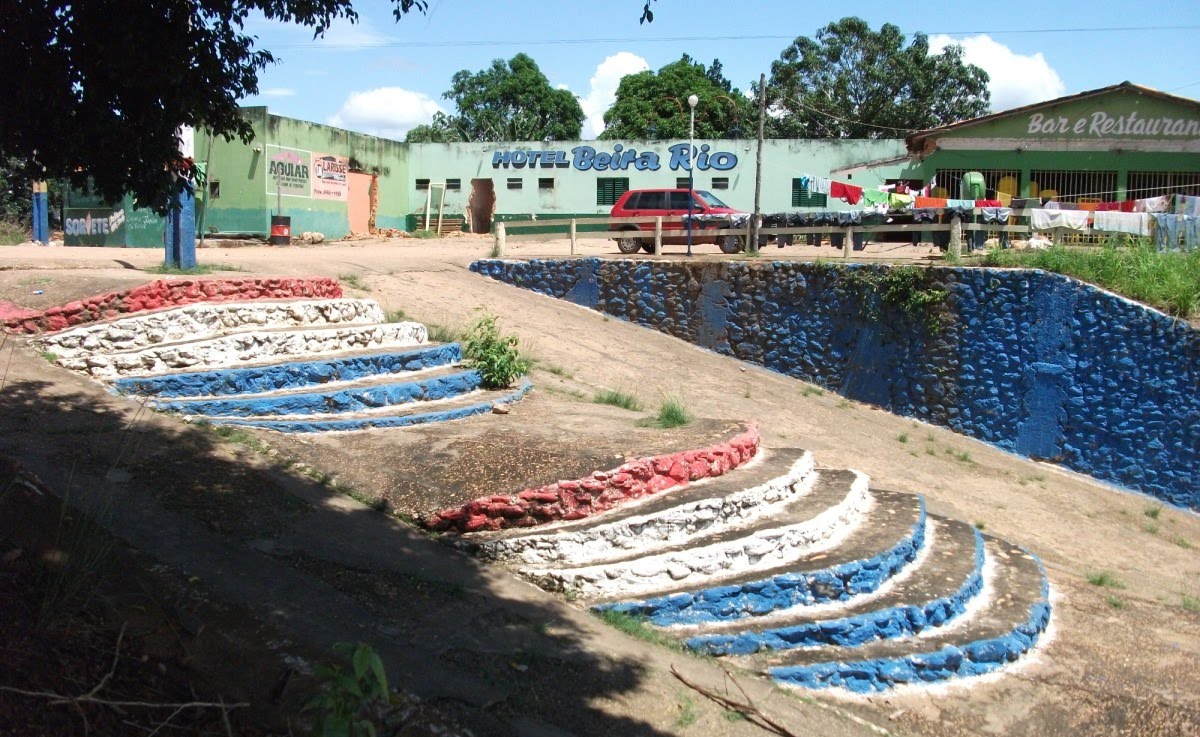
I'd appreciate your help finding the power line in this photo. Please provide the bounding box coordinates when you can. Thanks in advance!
[786,97,920,134]
[272,25,1200,50]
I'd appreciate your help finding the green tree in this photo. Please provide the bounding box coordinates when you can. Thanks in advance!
[765,18,990,139]
[600,55,755,140]
[420,54,585,143]
[0,1,430,211]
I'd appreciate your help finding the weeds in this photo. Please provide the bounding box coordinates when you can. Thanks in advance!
[837,399,852,409]
[338,273,370,292]
[385,308,407,323]
[410,229,439,239]
[925,446,937,456]
[39,351,57,363]
[1183,595,1200,613]
[304,642,391,737]
[209,424,270,456]
[461,312,529,389]
[593,609,693,655]
[1144,522,1160,535]
[425,322,460,344]
[723,709,747,723]
[543,363,574,379]
[897,432,909,443]
[1105,594,1125,610]
[489,240,502,258]
[801,385,824,397]
[1171,535,1193,550]
[974,521,985,531]
[639,395,692,429]
[676,696,698,729]
[594,389,644,412]
[145,262,241,275]
[1145,505,1163,520]
[1086,571,1125,589]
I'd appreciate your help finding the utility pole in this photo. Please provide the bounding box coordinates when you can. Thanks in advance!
[751,73,766,253]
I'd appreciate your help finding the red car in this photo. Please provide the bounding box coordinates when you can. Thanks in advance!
[609,188,747,254]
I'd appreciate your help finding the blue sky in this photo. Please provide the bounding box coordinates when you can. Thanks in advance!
[240,0,1200,140]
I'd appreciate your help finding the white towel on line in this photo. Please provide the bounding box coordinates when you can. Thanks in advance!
[1092,210,1150,236]
[1030,208,1090,231]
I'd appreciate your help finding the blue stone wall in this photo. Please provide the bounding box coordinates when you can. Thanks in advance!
[470,259,1199,510]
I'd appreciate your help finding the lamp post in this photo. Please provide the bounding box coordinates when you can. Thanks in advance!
[686,93,698,257]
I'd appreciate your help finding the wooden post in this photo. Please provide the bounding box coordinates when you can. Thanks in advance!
[949,216,962,259]
[569,218,577,255]
[751,72,766,253]
[842,225,853,258]
[654,216,663,255]
[436,185,446,235]
[495,222,506,257]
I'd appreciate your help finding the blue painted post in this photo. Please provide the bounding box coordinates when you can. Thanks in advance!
[164,180,197,269]
[31,181,49,244]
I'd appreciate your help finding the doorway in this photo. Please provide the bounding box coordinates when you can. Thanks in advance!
[469,178,495,233]
[347,172,374,235]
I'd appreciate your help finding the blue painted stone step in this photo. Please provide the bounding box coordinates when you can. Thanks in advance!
[683,518,985,655]
[113,343,462,398]
[152,368,481,418]
[596,489,926,627]
[203,380,532,434]
[760,541,1050,693]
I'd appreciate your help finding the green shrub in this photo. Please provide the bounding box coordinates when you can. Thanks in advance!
[639,395,692,429]
[594,389,643,411]
[462,312,529,389]
[305,643,390,737]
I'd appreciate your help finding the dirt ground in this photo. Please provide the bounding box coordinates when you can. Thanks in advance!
[1,237,1198,737]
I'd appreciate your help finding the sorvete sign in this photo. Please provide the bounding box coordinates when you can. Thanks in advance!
[491,143,738,172]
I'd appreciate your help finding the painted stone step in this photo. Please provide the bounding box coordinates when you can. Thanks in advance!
[466,449,816,566]
[755,538,1050,693]
[200,380,532,433]
[681,517,984,655]
[597,489,926,626]
[58,322,428,379]
[112,343,463,399]
[522,469,872,600]
[39,298,385,358]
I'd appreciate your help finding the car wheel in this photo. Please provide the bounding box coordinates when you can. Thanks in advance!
[640,242,656,254]
[718,235,744,254]
[616,233,642,254]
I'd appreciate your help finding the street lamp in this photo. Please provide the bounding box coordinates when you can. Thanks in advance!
[686,93,698,257]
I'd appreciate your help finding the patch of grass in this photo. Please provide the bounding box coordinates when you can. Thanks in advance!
[974,520,985,530]
[639,395,692,429]
[489,240,502,258]
[411,229,439,239]
[896,432,909,443]
[145,262,241,275]
[1144,522,1160,535]
[982,241,1200,319]
[39,351,58,363]
[338,273,370,291]
[722,709,747,723]
[1145,505,1163,520]
[425,322,460,344]
[543,363,574,379]
[925,446,937,456]
[593,389,643,412]
[209,424,270,455]
[926,432,936,442]
[1182,595,1200,613]
[0,221,28,245]
[837,399,852,409]
[801,385,824,397]
[1170,535,1193,550]
[1105,594,1125,610]
[385,308,407,323]
[1086,570,1125,589]
[676,696,698,729]
[593,609,694,655]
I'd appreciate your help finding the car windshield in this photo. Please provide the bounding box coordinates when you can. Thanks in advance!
[695,190,729,208]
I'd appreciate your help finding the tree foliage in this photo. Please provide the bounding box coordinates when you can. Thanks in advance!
[0,1,429,211]
[600,55,755,140]
[765,17,990,139]
[408,54,584,143]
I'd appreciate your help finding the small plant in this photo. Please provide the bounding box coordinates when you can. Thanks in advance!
[489,240,502,258]
[544,363,574,379]
[801,385,824,397]
[209,424,270,455]
[743,385,752,399]
[676,696,698,729]
[1171,535,1194,550]
[1183,595,1200,613]
[925,446,937,456]
[39,350,58,363]
[1086,571,1124,589]
[896,432,909,443]
[722,709,747,723]
[425,322,460,344]
[385,308,407,323]
[1105,594,1124,609]
[1145,505,1163,520]
[338,273,370,291]
[305,642,391,737]
[639,395,691,429]
[594,609,692,655]
[461,312,529,389]
[1144,522,1160,535]
[411,229,439,239]
[973,520,985,530]
[926,432,936,442]
[594,389,644,412]
[952,450,973,464]
[837,399,852,409]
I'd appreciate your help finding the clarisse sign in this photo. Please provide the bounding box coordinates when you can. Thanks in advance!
[491,143,738,172]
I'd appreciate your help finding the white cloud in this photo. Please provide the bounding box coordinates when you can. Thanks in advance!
[929,34,1066,113]
[579,52,650,138]
[260,88,296,97]
[328,87,444,139]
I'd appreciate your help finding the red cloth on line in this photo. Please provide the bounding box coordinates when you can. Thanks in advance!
[914,196,948,208]
[1095,201,1120,211]
[830,181,864,205]
[975,199,1002,208]
[1118,200,1137,212]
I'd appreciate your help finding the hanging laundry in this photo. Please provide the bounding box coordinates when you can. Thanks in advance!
[1075,202,1100,212]
[1182,216,1199,252]
[888,192,914,210]
[830,181,863,205]
[1176,195,1200,217]
[1092,210,1150,236]
[862,189,889,207]
[1135,195,1171,213]
[914,196,948,209]
[810,177,831,195]
[799,176,810,189]
[946,198,975,209]
[980,207,1012,224]
[1095,201,1121,211]
[1151,213,1180,250]
[1031,209,1090,231]
[974,199,1002,208]
[911,208,938,223]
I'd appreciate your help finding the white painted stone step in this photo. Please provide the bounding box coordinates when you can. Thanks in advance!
[522,469,871,599]
[468,450,815,567]
[40,298,386,358]
[58,322,428,379]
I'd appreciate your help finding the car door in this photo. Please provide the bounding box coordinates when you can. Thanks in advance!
[636,191,669,233]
